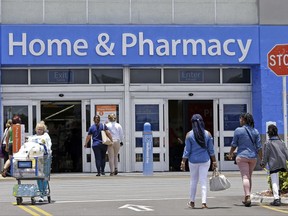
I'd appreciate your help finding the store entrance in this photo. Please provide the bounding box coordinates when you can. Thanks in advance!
[168,100,213,171]
[41,101,82,173]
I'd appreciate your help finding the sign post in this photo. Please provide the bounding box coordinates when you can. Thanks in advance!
[283,78,287,147]
[267,44,288,147]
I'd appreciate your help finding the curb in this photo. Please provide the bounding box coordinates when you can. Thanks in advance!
[252,194,288,204]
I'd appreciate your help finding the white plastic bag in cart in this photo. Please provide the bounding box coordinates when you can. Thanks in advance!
[28,134,52,155]
[12,141,46,178]
[13,141,45,158]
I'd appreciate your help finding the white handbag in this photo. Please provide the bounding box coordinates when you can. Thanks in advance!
[209,169,231,191]
[101,130,112,145]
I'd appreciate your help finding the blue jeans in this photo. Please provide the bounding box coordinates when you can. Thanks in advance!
[37,180,48,197]
[92,144,108,174]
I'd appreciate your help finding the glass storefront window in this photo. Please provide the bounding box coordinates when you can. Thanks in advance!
[164,68,220,83]
[153,153,160,162]
[130,69,161,83]
[224,137,233,147]
[223,104,247,130]
[135,137,160,148]
[1,69,28,84]
[136,153,143,162]
[223,68,251,83]
[135,105,159,131]
[136,137,142,147]
[33,105,37,132]
[86,104,91,132]
[135,153,160,162]
[3,106,28,132]
[31,69,89,84]
[92,69,123,84]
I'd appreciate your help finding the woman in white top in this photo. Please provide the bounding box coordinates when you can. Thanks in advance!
[30,121,52,202]
[106,114,124,176]
[1,119,12,163]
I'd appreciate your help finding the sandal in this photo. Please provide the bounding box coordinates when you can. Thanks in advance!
[202,203,208,209]
[1,168,8,178]
[114,168,118,175]
[242,195,251,207]
[187,201,195,209]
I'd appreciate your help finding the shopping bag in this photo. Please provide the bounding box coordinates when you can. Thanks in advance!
[209,169,231,191]
[101,130,112,145]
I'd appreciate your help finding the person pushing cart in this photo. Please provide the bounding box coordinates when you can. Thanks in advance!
[11,121,52,205]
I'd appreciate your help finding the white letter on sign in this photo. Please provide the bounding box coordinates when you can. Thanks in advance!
[29,39,45,56]
[284,54,288,66]
[74,39,88,56]
[122,33,137,55]
[47,39,72,56]
[9,33,27,55]
[269,55,276,66]
[277,54,283,66]
[238,39,252,63]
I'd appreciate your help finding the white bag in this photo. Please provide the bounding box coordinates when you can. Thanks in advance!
[209,169,231,191]
[101,130,112,145]
[13,141,45,158]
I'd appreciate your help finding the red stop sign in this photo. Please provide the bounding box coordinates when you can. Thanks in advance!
[268,44,288,76]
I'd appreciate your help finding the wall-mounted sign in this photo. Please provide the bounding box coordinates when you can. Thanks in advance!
[1,25,259,65]
[48,70,74,83]
[96,105,117,124]
[179,70,204,82]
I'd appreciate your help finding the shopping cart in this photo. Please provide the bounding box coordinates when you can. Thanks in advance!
[11,155,52,205]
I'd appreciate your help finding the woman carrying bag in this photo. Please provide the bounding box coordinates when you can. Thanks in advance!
[180,114,217,209]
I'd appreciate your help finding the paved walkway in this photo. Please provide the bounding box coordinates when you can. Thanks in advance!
[1,170,285,205]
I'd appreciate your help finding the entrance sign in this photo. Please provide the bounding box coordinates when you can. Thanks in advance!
[2,25,259,65]
[267,44,288,147]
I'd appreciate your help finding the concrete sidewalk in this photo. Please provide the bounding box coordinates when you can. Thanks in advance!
[1,170,285,205]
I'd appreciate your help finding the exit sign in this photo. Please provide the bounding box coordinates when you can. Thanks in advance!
[48,70,74,83]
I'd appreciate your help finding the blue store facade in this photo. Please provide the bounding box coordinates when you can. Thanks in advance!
[0,24,285,172]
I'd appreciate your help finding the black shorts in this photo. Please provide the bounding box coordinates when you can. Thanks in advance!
[270,168,286,174]
[8,142,13,156]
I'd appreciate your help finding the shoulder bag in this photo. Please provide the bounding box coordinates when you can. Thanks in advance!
[244,126,256,147]
[209,169,231,191]
[101,127,112,145]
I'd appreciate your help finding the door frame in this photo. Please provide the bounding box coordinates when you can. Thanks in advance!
[218,98,251,171]
[82,99,91,172]
[82,99,124,173]
[131,99,168,172]
[1,100,38,136]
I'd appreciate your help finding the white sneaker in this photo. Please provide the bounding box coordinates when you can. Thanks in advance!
[38,197,44,202]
